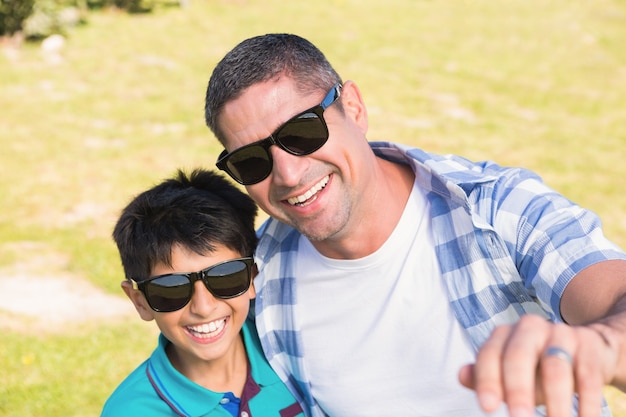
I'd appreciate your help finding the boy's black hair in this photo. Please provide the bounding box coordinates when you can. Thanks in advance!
[112,169,258,281]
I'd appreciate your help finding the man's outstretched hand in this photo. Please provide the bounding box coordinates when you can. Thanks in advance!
[458,314,621,417]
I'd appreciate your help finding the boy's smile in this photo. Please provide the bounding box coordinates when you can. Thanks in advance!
[187,317,227,339]
[125,243,256,386]
[185,316,229,342]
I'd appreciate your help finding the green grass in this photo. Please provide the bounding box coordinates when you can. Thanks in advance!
[1,0,625,415]
[0,322,156,416]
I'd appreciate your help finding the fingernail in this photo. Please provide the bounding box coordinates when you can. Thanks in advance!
[478,392,500,411]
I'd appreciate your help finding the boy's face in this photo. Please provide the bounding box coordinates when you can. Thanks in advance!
[122,244,255,374]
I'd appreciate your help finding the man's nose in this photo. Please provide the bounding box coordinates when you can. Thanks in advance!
[269,145,308,187]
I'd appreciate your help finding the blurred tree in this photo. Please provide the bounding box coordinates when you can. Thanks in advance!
[87,0,152,13]
[22,0,78,39]
[0,0,36,36]
[110,0,152,13]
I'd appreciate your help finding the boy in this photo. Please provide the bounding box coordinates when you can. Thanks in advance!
[101,169,303,417]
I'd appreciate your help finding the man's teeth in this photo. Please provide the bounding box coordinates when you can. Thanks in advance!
[187,319,226,338]
[287,176,329,206]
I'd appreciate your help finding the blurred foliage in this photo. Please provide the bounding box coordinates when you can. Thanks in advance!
[85,0,154,13]
[23,0,86,39]
[0,0,36,36]
[1,0,156,41]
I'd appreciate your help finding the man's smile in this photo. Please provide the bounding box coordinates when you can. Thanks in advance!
[286,175,329,206]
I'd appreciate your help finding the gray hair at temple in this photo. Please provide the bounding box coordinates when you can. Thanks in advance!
[204,33,343,145]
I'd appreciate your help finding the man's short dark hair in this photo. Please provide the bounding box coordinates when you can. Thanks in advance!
[205,33,343,144]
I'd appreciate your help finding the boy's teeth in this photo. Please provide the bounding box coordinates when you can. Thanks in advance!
[288,176,329,206]
[187,319,226,337]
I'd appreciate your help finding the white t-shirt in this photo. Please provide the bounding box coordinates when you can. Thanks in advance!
[295,183,507,416]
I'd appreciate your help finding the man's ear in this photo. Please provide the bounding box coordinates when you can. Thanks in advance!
[338,80,368,133]
[121,280,155,322]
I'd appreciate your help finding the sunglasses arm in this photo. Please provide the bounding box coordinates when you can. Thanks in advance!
[321,83,342,110]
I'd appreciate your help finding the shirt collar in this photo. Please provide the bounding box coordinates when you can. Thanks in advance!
[147,319,281,417]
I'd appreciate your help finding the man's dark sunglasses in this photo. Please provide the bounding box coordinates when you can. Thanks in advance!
[216,83,343,185]
[131,257,253,312]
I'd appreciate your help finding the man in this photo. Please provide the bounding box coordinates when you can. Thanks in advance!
[204,33,626,417]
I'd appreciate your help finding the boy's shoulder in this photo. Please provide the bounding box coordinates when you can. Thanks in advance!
[99,334,196,416]
[100,357,153,417]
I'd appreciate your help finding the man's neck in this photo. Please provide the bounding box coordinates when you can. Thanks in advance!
[312,158,415,259]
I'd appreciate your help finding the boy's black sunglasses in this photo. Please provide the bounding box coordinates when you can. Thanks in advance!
[131,257,253,312]
[216,83,342,185]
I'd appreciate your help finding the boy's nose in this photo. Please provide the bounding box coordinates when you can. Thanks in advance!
[188,280,218,316]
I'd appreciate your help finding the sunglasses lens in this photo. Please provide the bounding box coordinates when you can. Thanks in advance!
[277,111,328,155]
[145,274,192,312]
[205,260,251,298]
[225,145,272,185]
[217,103,331,185]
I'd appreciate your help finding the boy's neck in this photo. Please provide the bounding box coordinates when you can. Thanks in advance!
[166,332,248,396]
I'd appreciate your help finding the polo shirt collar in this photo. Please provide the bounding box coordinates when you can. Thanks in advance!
[147,319,280,417]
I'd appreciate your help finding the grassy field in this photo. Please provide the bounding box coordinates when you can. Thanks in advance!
[1,0,626,415]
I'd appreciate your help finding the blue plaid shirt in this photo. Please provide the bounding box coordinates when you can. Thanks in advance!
[253,141,626,417]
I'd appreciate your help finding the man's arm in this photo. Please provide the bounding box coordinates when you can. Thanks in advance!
[566,259,626,391]
[459,259,626,417]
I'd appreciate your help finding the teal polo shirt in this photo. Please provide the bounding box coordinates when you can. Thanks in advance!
[100,319,303,417]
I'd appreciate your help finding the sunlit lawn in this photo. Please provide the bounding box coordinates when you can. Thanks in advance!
[1,0,625,415]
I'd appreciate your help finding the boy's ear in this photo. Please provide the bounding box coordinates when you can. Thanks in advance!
[248,264,258,300]
[121,280,155,322]
[248,281,256,300]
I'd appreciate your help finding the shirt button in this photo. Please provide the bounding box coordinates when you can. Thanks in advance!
[219,398,230,404]
[240,412,249,417]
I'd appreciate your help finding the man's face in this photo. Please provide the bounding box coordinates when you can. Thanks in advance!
[217,77,371,245]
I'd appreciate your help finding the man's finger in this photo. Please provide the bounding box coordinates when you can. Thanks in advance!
[499,316,547,417]
[539,322,576,417]
[471,325,510,412]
